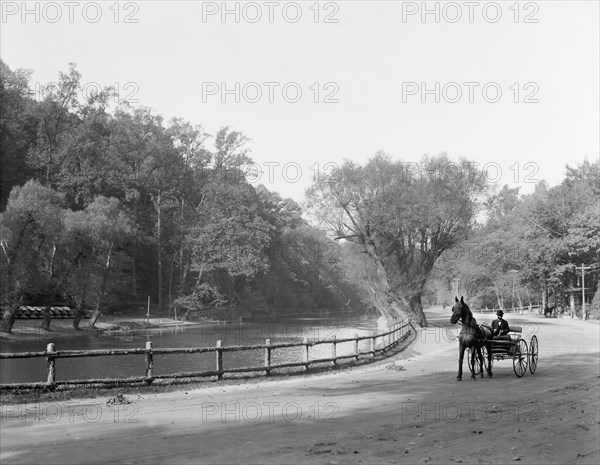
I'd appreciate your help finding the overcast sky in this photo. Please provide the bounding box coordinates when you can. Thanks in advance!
[2,0,599,203]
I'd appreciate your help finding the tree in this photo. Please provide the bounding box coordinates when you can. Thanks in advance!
[63,196,133,328]
[307,153,487,326]
[435,160,600,315]
[26,63,82,188]
[181,182,272,307]
[0,60,36,210]
[0,181,65,332]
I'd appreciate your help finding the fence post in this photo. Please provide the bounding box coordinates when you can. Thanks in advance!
[354,334,359,360]
[303,337,309,370]
[145,341,153,385]
[264,339,271,376]
[216,340,223,380]
[46,343,56,388]
[331,336,337,365]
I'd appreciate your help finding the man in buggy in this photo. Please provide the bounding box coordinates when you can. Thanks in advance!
[491,310,510,339]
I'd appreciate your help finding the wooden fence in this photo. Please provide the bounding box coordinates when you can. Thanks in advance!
[475,305,543,314]
[0,321,413,390]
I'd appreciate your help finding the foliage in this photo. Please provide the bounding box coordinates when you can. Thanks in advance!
[306,152,488,326]
[433,160,600,315]
[0,61,364,331]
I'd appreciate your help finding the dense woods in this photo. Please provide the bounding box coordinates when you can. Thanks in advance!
[429,163,600,319]
[0,61,364,332]
[1,61,598,332]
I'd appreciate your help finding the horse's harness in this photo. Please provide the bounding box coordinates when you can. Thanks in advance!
[456,316,492,341]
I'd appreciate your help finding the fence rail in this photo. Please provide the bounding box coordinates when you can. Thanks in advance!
[475,305,543,314]
[0,321,413,390]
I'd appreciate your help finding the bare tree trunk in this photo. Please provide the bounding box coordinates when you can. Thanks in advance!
[131,249,138,301]
[73,269,90,330]
[89,247,112,328]
[541,281,547,315]
[73,299,85,330]
[364,242,413,325]
[0,305,19,333]
[131,200,140,301]
[41,303,52,331]
[589,288,600,319]
[407,294,427,327]
[168,259,174,318]
[155,190,163,312]
[41,243,57,331]
[40,254,81,331]
[493,283,503,309]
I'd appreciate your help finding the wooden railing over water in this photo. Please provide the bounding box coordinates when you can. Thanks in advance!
[0,321,413,390]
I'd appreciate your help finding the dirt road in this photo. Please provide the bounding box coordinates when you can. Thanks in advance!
[1,308,598,464]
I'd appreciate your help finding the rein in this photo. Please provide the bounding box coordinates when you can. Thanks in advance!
[453,304,478,329]
[456,312,485,339]
[456,317,479,330]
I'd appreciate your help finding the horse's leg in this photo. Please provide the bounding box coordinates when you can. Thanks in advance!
[477,346,484,378]
[457,342,465,381]
[469,346,477,380]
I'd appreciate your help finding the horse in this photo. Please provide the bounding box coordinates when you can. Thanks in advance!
[543,304,555,318]
[450,296,493,381]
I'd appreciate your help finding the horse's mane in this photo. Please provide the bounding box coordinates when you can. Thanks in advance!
[463,303,477,325]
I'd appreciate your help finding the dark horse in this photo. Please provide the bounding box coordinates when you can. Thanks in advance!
[543,304,555,318]
[450,296,493,381]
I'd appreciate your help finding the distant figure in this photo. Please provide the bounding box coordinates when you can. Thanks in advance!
[543,304,555,318]
[491,310,510,339]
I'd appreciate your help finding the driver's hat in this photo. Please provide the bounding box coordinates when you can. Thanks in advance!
[496,310,504,317]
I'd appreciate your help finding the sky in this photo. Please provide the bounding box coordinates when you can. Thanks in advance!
[1,0,599,204]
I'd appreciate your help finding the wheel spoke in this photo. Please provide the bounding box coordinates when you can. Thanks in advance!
[513,339,528,377]
[529,335,538,374]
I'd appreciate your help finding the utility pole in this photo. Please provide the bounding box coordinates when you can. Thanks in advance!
[574,263,596,320]
[579,263,596,320]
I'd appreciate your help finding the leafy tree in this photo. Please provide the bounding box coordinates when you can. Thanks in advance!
[0,60,37,210]
[63,196,133,328]
[0,181,65,332]
[307,153,487,326]
[26,63,82,188]
[435,160,599,315]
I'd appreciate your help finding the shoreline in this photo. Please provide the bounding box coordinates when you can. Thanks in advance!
[0,317,224,343]
[0,311,375,343]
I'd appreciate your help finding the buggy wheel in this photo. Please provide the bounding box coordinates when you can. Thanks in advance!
[529,335,538,374]
[467,347,481,375]
[481,345,491,372]
[513,339,528,377]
